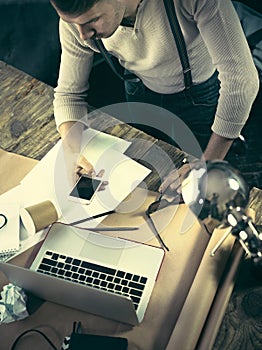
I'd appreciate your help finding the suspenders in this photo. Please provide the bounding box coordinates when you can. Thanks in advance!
[94,0,193,89]
[94,40,138,82]
[163,0,192,89]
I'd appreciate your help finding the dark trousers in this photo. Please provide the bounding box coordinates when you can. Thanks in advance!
[124,71,220,153]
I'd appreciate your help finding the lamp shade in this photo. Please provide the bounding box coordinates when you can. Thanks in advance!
[181,160,250,222]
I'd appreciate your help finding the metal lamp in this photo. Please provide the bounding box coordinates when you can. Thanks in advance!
[181,160,262,266]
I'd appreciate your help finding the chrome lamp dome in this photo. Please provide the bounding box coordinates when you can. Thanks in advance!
[181,160,262,266]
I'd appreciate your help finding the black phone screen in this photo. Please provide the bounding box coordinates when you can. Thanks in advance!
[69,175,102,201]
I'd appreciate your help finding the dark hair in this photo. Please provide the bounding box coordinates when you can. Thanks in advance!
[50,0,100,16]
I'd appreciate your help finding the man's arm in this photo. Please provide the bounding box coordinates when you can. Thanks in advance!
[202,132,233,161]
[193,0,259,142]
[159,0,259,194]
[53,20,98,180]
[53,19,94,130]
[195,0,259,160]
[59,121,96,184]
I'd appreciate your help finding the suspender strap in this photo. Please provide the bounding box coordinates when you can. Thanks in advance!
[94,0,193,89]
[163,0,193,89]
[94,39,138,81]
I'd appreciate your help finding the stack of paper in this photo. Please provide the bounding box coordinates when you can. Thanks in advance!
[0,128,151,259]
[0,203,20,262]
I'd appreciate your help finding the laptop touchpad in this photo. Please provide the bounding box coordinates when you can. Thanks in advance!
[80,232,125,266]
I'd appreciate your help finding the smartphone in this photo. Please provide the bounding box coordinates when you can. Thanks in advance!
[68,174,102,205]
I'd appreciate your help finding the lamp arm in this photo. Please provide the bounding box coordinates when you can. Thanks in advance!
[226,208,262,266]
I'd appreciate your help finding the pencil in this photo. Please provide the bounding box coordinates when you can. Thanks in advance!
[82,227,139,232]
[70,210,116,226]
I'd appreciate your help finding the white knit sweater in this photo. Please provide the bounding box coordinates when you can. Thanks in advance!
[54,0,259,139]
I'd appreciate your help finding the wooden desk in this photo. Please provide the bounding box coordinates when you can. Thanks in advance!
[0,61,261,349]
[0,60,186,189]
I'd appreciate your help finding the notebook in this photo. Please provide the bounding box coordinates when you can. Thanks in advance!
[0,203,20,262]
[0,223,164,325]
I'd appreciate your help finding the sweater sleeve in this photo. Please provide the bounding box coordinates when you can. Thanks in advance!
[53,19,94,130]
[191,0,259,139]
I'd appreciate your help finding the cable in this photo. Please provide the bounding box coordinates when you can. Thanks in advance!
[11,329,58,350]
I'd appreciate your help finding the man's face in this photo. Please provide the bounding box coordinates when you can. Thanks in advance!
[56,0,126,40]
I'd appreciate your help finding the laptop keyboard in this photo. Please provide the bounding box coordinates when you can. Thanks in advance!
[36,250,148,310]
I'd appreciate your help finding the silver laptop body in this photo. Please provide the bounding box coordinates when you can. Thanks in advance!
[0,223,164,325]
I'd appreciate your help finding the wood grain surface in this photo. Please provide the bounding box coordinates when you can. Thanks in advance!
[0,60,187,191]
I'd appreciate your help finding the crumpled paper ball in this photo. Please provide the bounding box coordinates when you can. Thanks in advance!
[0,283,29,323]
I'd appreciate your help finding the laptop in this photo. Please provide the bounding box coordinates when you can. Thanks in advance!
[0,223,164,325]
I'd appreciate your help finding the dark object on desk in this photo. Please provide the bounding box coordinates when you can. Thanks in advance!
[145,192,184,251]
[68,174,103,205]
[11,322,128,350]
[145,211,170,252]
[67,333,128,350]
[69,210,115,226]
[146,192,184,215]
[61,321,128,350]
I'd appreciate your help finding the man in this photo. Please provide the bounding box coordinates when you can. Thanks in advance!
[50,0,259,191]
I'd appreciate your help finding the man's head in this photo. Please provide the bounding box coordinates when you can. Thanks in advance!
[50,0,100,17]
[50,0,140,40]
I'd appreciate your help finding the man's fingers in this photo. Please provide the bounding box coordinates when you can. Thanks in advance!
[97,169,105,178]
[73,155,107,191]
[77,155,96,177]
[159,169,180,193]
[159,163,191,194]
[99,180,109,191]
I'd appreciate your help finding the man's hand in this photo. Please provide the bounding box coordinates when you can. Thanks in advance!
[159,132,234,195]
[159,162,191,195]
[75,158,108,191]
[75,154,96,178]
[58,121,100,182]
[58,121,108,189]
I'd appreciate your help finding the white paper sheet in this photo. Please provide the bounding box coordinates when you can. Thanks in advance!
[0,186,47,261]
[20,128,131,207]
[0,283,29,323]
[0,203,20,253]
[1,129,151,259]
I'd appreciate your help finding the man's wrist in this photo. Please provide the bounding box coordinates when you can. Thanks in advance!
[203,132,234,160]
[59,121,85,154]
